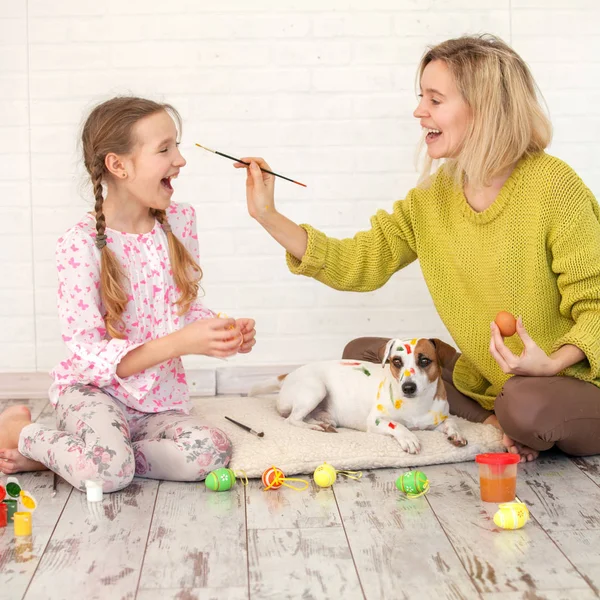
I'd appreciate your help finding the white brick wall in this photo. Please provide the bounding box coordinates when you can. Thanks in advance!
[0,0,598,374]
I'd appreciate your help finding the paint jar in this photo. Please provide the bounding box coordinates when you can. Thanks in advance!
[3,499,18,522]
[0,502,7,528]
[475,453,520,502]
[84,479,103,502]
[13,512,32,536]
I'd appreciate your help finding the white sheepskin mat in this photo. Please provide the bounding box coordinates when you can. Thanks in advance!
[193,395,504,478]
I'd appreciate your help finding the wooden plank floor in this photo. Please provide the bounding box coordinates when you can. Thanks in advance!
[1,399,599,600]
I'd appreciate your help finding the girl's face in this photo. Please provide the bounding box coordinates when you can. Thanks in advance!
[413,59,471,160]
[120,110,186,211]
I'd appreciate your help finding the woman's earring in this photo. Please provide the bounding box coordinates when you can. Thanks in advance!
[122,173,127,178]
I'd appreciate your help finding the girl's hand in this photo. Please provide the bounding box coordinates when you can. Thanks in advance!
[490,317,557,376]
[233,157,275,222]
[236,318,256,354]
[176,317,242,358]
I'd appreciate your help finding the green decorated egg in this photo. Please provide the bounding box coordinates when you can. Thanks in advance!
[396,470,429,497]
[205,468,236,492]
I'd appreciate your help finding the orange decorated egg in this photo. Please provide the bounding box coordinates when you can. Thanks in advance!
[262,467,285,490]
[495,311,517,337]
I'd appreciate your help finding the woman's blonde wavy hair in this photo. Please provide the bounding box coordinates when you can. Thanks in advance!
[81,96,202,339]
[417,34,552,188]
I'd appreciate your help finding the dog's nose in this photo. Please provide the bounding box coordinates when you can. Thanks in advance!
[402,381,417,396]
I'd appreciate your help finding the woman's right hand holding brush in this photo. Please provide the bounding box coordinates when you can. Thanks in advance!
[236,156,308,261]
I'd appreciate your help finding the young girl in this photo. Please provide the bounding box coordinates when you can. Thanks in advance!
[238,35,600,462]
[0,97,256,491]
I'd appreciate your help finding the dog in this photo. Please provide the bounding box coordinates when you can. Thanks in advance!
[250,338,467,454]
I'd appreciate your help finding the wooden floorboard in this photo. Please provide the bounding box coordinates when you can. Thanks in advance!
[22,479,159,600]
[332,468,479,600]
[137,481,248,594]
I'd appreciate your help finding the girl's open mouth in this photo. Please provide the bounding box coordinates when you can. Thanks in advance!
[161,177,173,191]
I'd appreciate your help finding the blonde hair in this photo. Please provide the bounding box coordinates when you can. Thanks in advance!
[417,34,552,188]
[81,96,202,339]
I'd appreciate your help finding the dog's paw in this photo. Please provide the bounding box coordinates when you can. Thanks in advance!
[447,431,468,447]
[316,422,338,433]
[395,432,421,454]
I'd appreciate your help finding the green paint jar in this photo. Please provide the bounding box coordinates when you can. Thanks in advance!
[3,499,18,522]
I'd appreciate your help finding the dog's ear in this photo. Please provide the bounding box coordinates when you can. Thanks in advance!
[378,339,396,367]
[429,338,457,369]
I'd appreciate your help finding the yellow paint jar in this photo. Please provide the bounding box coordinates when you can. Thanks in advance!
[14,511,32,536]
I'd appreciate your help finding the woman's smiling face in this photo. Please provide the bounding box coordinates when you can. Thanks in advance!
[413,59,471,160]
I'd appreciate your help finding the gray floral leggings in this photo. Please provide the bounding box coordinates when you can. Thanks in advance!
[18,385,232,493]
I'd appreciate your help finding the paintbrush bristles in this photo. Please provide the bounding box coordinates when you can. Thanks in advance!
[195,143,216,153]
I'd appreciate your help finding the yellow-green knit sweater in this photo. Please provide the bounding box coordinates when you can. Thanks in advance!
[286,152,600,410]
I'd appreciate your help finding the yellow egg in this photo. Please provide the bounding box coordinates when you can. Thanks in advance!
[313,463,337,488]
[493,502,529,530]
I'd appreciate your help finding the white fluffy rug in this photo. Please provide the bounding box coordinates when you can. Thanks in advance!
[193,395,504,478]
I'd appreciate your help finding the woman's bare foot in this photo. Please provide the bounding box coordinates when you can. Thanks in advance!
[483,414,539,462]
[0,405,47,473]
[502,434,539,463]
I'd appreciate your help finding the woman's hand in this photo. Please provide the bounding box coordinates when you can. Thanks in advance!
[236,318,256,354]
[234,157,275,222]
[175,317,243,358]
[490,317,557,376]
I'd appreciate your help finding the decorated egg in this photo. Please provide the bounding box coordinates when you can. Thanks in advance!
[396,470,429,498]
[493,502,530,530]
[262,466,285,490]
[313,463,337,488]
[495,311,517,337]
[205,468,236,492]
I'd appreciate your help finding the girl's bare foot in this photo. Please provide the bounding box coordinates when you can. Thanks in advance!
[0,405,47,473]
[0,448,47,474]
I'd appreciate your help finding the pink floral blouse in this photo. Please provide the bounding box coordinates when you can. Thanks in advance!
[49,202,214,413]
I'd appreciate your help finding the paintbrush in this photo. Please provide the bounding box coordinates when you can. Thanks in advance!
[195,143,307,188]
[224,416,264,438]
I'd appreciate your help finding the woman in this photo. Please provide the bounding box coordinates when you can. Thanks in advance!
[237,34,600,462]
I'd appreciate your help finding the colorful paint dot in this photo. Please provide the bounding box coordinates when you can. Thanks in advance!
[387,422,397,430]
[377,404,384,412]
[354,366,371,377]
[394,400,402,409]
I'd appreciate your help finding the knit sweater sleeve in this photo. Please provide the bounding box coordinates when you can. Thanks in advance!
[285,191,418,292]
[549,175,600,379]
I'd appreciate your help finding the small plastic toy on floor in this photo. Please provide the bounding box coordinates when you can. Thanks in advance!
[205,467,248,492]
[312,463,363,488]
[493,501,530,530]
[396,470,430,498]
[262,466,309,491]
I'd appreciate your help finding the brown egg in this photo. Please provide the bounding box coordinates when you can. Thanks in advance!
[495,311,517,337]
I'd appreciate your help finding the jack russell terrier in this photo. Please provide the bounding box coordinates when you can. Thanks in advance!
[251,338,467,454]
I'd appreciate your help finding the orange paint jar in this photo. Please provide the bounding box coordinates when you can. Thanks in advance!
[475,453,520,503]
